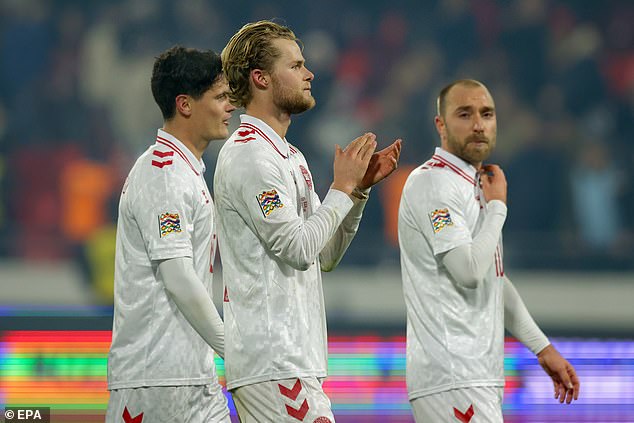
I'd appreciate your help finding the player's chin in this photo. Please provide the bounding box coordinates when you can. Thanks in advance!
[304,96,316,111]
[209,127,229,141]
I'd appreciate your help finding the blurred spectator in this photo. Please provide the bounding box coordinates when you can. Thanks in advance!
[1,0,632,275]
[570,141,625,254]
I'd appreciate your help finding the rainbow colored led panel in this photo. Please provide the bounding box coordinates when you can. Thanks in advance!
[1,331,633,422]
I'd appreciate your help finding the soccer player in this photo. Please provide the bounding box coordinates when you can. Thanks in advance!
[398,79,580,422]
[215,20,401,422]
[106,46,235,423]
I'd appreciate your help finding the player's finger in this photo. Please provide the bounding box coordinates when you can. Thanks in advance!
[553,380,561,400]
[335,144,343,158]
[481,164,501,177]
[479,173,491,188]
[395,139,402,156]
[360,140,377,162]
[558,383,566,403]
[570,368,580,400]
[389,139,402,159]
[345,133,372,156]
[558,368,574,393]
[565,387,574,404]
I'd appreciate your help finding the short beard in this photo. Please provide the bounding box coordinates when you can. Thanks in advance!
[276,92,315,115]
[272,81,315,115]
[447,132,495,166]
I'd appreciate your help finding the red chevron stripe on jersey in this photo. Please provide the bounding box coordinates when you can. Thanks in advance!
[453,404,474,422]
[235,128,256,143]
[156,136,200,176]
[235,136,256,143]
[151,160,173,168]
[432,154,476,186]
[122,407,143,423]
[278,379,302,401]
[286,399,309,421]
[152,150,174,158]
[239,122,287,158]
[238,128,256,137]
[420,159,447,171]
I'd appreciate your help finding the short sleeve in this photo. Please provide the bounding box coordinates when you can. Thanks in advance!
[132,169,194,261]
[402,171,472,256]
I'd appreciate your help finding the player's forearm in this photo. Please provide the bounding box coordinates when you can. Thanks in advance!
[441,200,507,288]
[503,276,550,355]
[158,257,225,358]
[320,189,369,271]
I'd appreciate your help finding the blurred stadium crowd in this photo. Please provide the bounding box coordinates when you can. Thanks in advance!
[0,0,632,299]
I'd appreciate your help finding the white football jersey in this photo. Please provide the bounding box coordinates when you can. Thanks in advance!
[108,129,220,390]
[398,147,506,400]
[214,115,363,390]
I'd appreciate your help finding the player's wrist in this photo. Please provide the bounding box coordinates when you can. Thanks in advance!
[350,186,370,200]
[331,182,355,195]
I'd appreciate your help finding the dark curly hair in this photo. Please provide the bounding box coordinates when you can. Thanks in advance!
[151,46,223,120]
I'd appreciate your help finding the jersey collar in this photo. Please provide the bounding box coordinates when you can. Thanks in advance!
[156,129,206,175]
[432,147,477,186]
[239,114,290,158]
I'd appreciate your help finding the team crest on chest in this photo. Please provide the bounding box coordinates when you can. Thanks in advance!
[299,165,313,191]
[429,208,453,233]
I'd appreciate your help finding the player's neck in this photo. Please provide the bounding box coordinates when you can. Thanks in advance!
[161,122,207,160]
[245,100,291,139]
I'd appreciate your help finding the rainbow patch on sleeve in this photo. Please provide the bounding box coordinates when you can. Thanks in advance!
[429,208,453,233]
[159,212,182,237]
[257,189,284,217]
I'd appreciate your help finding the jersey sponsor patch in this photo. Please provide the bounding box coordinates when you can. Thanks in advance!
[429,208,453,233]
[158,212,182,237]
[257,189,284,217]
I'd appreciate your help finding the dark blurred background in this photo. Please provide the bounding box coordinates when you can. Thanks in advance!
[1,0,633,286]
[0,1,632,421]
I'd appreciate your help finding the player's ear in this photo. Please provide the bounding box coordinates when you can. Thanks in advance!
[434,115,445,137]
[175,94,192,117]
[251,69,269,89]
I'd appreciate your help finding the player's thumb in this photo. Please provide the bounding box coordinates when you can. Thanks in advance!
[479,174,490,188]
[335,144,342,157]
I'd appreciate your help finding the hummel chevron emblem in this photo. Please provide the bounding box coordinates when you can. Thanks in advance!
[453,405,474,423]
[153,150,174,158]
[123,407,143,423]
[152,160,173,168]
[286,399,309,421]
[278,379,302,401]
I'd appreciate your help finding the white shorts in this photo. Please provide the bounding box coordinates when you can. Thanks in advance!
[106,384,231,423]
[410,386,503,423]
[232,377,335,423]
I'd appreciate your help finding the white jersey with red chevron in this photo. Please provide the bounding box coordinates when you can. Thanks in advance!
[108,129,221,390]
[398,147,506,400]
[214,114,361,391]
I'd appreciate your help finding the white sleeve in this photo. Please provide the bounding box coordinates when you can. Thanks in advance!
[158,257,225,358]
[503,275,550,355]
[236,154,354,271]
[132,168,194,261]
[441,200,507,288]
[320,188,370,271]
